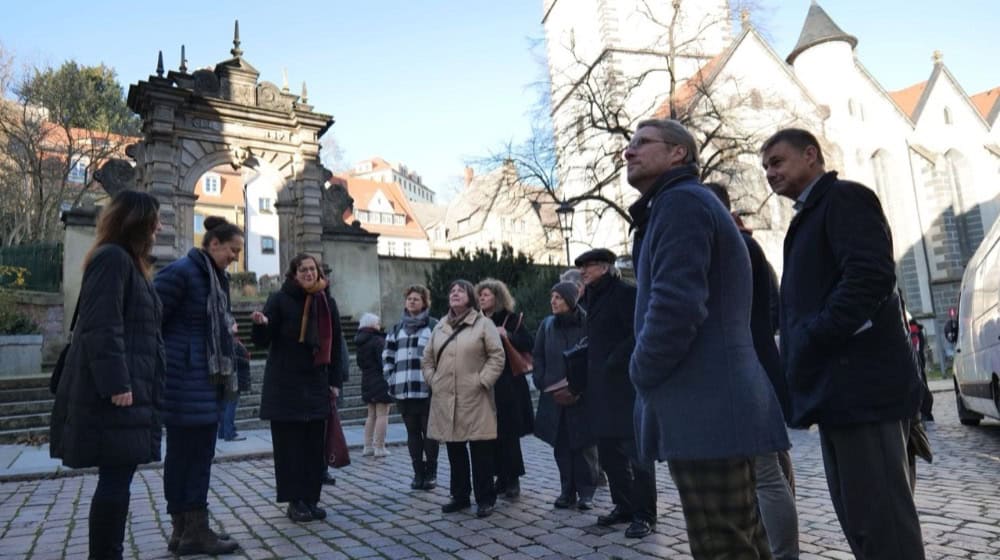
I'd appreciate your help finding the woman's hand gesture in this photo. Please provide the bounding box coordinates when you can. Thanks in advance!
[111,391,133,407]
[251,311,268,326]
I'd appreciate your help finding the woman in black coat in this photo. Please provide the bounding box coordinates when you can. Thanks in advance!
[356,313,391,456]
[475,278,534,499]
[533,282,599,509]
[50,191,165,560]
[251,253,343,523]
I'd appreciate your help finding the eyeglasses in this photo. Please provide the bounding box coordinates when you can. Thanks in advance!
[623,137,675,157]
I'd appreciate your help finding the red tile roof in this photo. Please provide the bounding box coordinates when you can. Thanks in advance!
[336,175,428,239]
[971,87,1000,119]
[653,53,726,119]
[889,81,928,118]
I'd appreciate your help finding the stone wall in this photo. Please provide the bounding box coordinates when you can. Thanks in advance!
[12,291,65,365]
[377,256,440,326]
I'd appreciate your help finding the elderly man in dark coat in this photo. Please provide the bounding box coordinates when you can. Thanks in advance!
[573,247,656,538]
[762,128,925,559]
[626,118,789,559]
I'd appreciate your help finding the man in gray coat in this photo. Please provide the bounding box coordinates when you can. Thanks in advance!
[626,118,790,558]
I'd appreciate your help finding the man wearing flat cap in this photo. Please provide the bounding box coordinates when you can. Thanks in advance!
[574,248,657,539]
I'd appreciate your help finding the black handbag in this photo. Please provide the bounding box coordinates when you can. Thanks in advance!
[561,337,589,395]
[49,299,80,395]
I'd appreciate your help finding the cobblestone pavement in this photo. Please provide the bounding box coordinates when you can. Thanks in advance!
[1,391,999,559]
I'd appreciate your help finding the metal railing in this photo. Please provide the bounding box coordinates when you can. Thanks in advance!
[0,242,63,292]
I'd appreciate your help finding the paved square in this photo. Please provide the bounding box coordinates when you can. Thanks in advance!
[1,391,998,559]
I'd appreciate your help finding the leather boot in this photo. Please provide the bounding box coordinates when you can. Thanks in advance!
[176,509,239,556]
[167,512,185,552]
[88,498,129,560]
[410,461,425,490]
[422,461,438,490]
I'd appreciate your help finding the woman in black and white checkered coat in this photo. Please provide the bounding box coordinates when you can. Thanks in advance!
[383,285,439,490]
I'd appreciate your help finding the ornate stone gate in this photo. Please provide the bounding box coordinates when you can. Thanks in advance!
[125,26,333,270]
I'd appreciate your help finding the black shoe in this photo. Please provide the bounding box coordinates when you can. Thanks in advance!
[476,504,495,518]
[597,507,631,526]
[553,494,577,509]
[505,479,521,499]
[422,461,438,490]
[286,501,313,523]
[223,434,246,442]
[322,472,337,486]
[577,497,594,511]
[493,479,507,495]
[441,498,471,513]
[305,502,327,521]
[625,519,653,538]
[410,475,424,490]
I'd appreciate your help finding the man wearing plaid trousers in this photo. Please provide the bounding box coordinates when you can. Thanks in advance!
[626,118,791,559]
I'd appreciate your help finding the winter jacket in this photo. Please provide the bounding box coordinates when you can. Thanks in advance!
[154,248,231,427]
[486,309,534,439]
[252,279,344,422]
[50,244,165,468]
[532,309,593,449]
[422,310,505,442]
[383,315,437,400]
[629,164,789,462]
[357,328,391,404]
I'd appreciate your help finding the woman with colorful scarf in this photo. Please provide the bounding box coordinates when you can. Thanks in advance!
[155,215,243,556]
[252,253,343,523]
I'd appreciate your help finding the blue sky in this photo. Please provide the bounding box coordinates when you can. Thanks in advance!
[1,1,995,198]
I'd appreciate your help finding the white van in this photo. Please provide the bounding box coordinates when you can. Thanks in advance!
[954,216,1000,425]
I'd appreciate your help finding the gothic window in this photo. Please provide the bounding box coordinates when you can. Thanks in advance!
[870,150,890,206]
[943,107,953,125]
[945,150,984,262]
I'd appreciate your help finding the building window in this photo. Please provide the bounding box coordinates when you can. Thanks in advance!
[261,236,276,254]
[258,197,273,213]
[403,242,412,257]
[203,174,221,196]
[67,159,88,183]
[387,241,397,256]
[194,214,205,234]
[944,107,953,125]
[394,214,405,226]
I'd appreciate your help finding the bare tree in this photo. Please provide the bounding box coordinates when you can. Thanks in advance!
[482,1,788,233]
[0,49,137,246]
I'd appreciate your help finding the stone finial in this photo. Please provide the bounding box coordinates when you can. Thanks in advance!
[156,50,164,77]
[301,81,309,104]
[740,8,751,29]
[231,20,243,58]
[932,50,943,64]
[282,68,290,92]
[179,45,188,74]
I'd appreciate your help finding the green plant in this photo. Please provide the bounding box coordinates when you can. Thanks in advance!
[229,271,258,290]
[425,244,561,332]
[0,266,41,334]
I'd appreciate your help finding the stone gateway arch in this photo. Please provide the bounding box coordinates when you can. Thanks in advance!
[125,26,334,271]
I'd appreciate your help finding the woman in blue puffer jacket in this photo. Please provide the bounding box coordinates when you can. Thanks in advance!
[154,216,243,556]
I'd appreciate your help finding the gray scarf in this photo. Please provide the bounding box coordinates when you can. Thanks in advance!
[400,309,430,335]
[201,251,237,399]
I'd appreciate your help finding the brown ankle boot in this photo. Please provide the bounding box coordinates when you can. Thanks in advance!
[167,512,185,552]
[175,509,238,555]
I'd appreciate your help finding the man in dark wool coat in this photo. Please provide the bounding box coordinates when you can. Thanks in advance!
[626,118,789,559]
[762,127,925,560]
[572,247,657,539]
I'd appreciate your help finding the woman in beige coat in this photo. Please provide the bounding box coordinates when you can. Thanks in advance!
[423,279,505,518]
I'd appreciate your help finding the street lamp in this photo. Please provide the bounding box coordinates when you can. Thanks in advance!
[556,200,575,266]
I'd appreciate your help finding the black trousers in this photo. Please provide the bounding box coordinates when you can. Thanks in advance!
[398,398,440,465]
[493,431,526,485]
[554,422,598,500]
[95,464,137,501]
[164,424,217,514]
[820,420,925,560]
[446,440,496,506]
[598,436,657,523]
[271,419,326,504]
